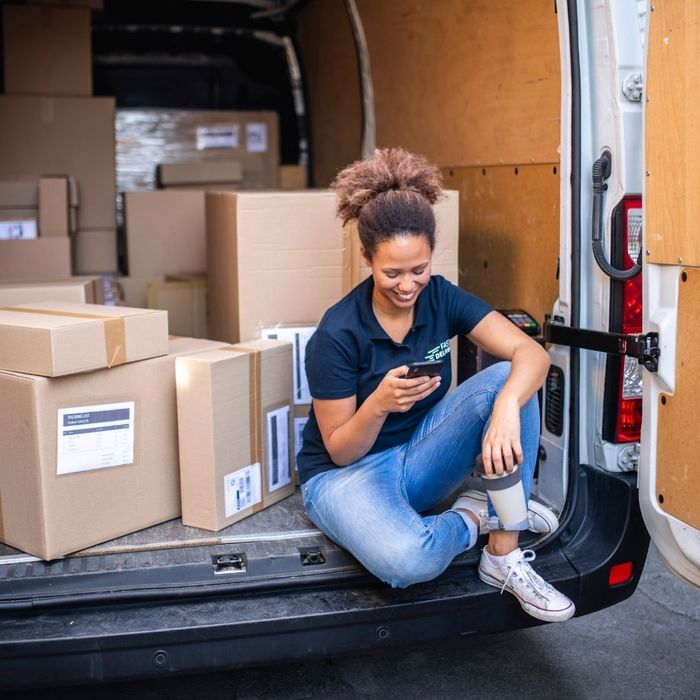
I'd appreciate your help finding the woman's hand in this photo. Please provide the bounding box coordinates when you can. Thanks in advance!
[370,366,441,415]
[481,393,523,475]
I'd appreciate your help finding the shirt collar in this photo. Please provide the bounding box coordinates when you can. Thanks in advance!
[358,276,431,341]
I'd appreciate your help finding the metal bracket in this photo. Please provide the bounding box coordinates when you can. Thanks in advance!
[543,321,659,372]
[622,72,643,102]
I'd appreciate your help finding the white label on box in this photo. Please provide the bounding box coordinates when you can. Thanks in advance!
[196,125,239,150]
[266,405,291,492]
[261,326,316,405]
[293,416,308,473]
[56,402,135,475]
[224,462,262,518]
[245,122,268,153]
[0,220,37,240]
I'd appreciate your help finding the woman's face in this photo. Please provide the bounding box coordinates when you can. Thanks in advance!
[365,234,432,313]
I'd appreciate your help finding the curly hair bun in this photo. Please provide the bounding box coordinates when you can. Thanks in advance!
[332,147,443,225]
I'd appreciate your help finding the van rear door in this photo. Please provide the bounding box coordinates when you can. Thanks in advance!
[640,0,700,589]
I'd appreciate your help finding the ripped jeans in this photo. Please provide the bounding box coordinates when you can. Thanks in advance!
[301,362,539,588]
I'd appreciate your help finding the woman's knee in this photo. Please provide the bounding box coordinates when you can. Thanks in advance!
[373,532,447,589]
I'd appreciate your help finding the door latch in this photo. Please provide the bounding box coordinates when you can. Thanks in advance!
[212,553,247,574]
[543,321,659,372]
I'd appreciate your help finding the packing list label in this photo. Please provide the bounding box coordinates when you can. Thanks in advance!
[224,463,262,518]
[56,402,135,475]
[196,124,239,150]
[266,405,291,492]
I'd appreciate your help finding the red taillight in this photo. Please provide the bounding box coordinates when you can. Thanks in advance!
[614,196,643,443]
[608,561,634,586]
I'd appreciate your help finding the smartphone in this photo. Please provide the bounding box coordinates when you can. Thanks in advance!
[404,359,444,379]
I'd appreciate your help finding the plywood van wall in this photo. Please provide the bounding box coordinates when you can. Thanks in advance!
[299,0,560,323]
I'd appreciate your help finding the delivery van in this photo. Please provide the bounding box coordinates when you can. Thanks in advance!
[0,0,698,689]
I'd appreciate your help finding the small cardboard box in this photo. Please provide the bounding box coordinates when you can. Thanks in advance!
[157,159,243,188]
[124,191,206,278]
[2,4,92,96]
[0,238,72,282]
[0,335,226,560]
[0,96,116,231]
[72,228,118,274]
[206,191,344,343]
[38,176,70,237]
[0,301,168,377]
[176,338,294,531]
[149,275,208,339]
[0,277,103,306]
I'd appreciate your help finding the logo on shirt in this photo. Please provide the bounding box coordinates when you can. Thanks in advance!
[425,340,451,361]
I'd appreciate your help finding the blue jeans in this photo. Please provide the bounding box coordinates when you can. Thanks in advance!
[302,362,540,588]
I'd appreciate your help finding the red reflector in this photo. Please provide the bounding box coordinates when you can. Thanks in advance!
[609,561,634,586]
[615,397,643,442]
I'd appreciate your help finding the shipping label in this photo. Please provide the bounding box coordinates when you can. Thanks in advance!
[224,462,262,518]
[261,326,315,404]
[266,405,291,492]
[293,416,308,473]
[56,402,135,475]
[245,122,268,153]
[196,125,239,150]
[0,220,37,240]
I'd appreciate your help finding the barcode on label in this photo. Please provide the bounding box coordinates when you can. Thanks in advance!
[224,463,262,518]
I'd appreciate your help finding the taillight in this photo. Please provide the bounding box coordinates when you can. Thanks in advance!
[603,196,643,444]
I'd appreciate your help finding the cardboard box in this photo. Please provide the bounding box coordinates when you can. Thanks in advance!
[206,191,344,343]
[38,176,70,237]
[157,159,243,188]
[0,96,116,231]
[124,191,206,278]
[0,277,102,306]
[149,276,208,339]
[279,164,307,190]
[72,228,118,274]
[0,238,72,281]
[0,335,225,560]
[118,276,161,309]
[176,338,294,531]
[342,190,460,293]
[0,301,169,377]
[2,4,92,96]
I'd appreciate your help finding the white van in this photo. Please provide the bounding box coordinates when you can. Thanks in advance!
[0,0,697,688]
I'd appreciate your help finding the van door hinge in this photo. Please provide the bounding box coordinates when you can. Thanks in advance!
[543,321,659,372]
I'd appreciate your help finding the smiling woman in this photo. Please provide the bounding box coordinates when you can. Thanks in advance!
[297,148,573,622]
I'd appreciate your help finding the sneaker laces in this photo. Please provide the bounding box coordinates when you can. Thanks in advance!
[499,549,557,600]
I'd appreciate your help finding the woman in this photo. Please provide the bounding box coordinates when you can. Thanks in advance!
[298,148,574,623]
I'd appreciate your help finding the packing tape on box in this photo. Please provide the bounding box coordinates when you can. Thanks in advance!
[0,307,127,367]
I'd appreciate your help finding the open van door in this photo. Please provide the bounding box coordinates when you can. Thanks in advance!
[640,0,700,589]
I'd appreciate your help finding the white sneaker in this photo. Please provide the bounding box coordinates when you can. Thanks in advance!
[478,547,575,622]
[452,490,559,535]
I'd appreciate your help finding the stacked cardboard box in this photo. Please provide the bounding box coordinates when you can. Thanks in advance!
[148,274,208,339]
[0,3,118,276]
[0,277,104,305]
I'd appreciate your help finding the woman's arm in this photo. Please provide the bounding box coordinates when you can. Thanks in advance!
[313,368,441,466]
[467,310,551,476]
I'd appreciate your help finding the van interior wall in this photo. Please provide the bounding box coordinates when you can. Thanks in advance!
[298,0,560,325]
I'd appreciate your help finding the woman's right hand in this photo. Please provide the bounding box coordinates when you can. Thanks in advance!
[370,366,441,415]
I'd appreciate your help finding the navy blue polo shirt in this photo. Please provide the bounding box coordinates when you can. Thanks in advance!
[297,275,493,484]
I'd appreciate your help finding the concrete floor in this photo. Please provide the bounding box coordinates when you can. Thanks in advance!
[3,543,698,700]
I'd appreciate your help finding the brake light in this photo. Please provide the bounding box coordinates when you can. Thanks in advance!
[614,196,643,443]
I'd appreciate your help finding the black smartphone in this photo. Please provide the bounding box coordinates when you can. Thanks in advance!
[404,359,444,379]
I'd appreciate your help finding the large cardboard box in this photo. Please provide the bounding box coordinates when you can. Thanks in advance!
[149,275,208,339]
[0,301,168,377]
[0,96,116,231]
[2,4,92,96]
[0,277,103,306]
[176,338,294,531]
[342,190,460,292]
[0,238,72,281]
[124,191,206,278]
[0,336,226,560]
[206,191,344,343]
[73,228,118,274]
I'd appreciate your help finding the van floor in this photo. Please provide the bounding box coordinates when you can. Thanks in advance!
[0,477,545,609]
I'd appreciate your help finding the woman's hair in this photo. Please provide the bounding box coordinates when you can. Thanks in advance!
[331,147,443,260]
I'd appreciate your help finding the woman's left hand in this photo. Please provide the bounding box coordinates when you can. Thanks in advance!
[481,394,523,476]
